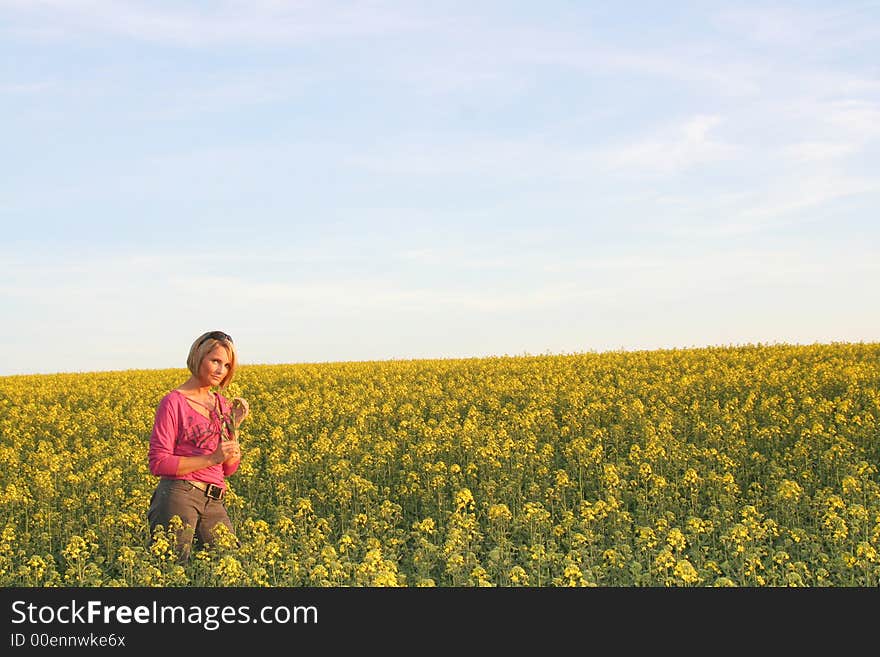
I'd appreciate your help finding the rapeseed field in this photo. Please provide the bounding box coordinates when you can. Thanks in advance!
[1,342,878,586]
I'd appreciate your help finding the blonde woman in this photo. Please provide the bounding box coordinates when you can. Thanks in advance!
[147,331,250,562]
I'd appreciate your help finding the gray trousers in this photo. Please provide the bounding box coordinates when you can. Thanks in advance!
[147,478,236,563]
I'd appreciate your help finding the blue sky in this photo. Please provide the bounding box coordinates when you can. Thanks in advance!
[2,1,878,376]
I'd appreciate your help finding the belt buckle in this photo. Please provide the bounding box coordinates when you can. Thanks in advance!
[206,483,224,500]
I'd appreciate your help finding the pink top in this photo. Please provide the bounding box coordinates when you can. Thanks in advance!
[148,389,240,488]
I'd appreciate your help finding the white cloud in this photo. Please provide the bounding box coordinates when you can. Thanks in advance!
[603,115,740,176]
[343,137,567,179]
[825,100,880,139]
[635,169,880,239]
[729,174,880,233]
[181,273,606,315]
[717,4,880,49]
[398,248,513,271]
[782,141,857,163]
[0,0,422,45]
[131,67,317,121]
[717,6,829,46]
[595,50,762,97]
[0,81,56,95]
[344,114,739,183]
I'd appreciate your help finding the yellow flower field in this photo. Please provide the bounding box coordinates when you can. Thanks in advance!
[1,342,878,586]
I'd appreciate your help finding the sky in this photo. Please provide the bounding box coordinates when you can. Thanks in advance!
[1,0,879,376]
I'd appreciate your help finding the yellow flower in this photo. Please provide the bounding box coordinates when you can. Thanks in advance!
[673,559,701,585]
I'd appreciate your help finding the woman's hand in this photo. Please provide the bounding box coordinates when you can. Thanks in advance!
[224,439,242,464]
[231,397,250,427]
[211,437,241,465]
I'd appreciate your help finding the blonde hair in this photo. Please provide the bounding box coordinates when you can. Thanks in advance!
[187,331,238,389]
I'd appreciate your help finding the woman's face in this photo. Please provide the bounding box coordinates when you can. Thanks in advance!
[198,343,232,387]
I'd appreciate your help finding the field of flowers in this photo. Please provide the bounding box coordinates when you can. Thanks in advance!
[1,342,878,587]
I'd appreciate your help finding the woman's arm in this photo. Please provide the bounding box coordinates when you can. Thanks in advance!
[148,395,181,477]
[176,441,237,476]
[222,450,241,476]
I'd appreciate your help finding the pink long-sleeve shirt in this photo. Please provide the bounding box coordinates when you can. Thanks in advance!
[148,389,240,488]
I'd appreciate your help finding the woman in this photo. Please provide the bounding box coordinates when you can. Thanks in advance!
[147,330,250,562]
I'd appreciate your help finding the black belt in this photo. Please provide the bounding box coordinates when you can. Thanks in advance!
[165,479,225,500]
[190,480,225,500]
